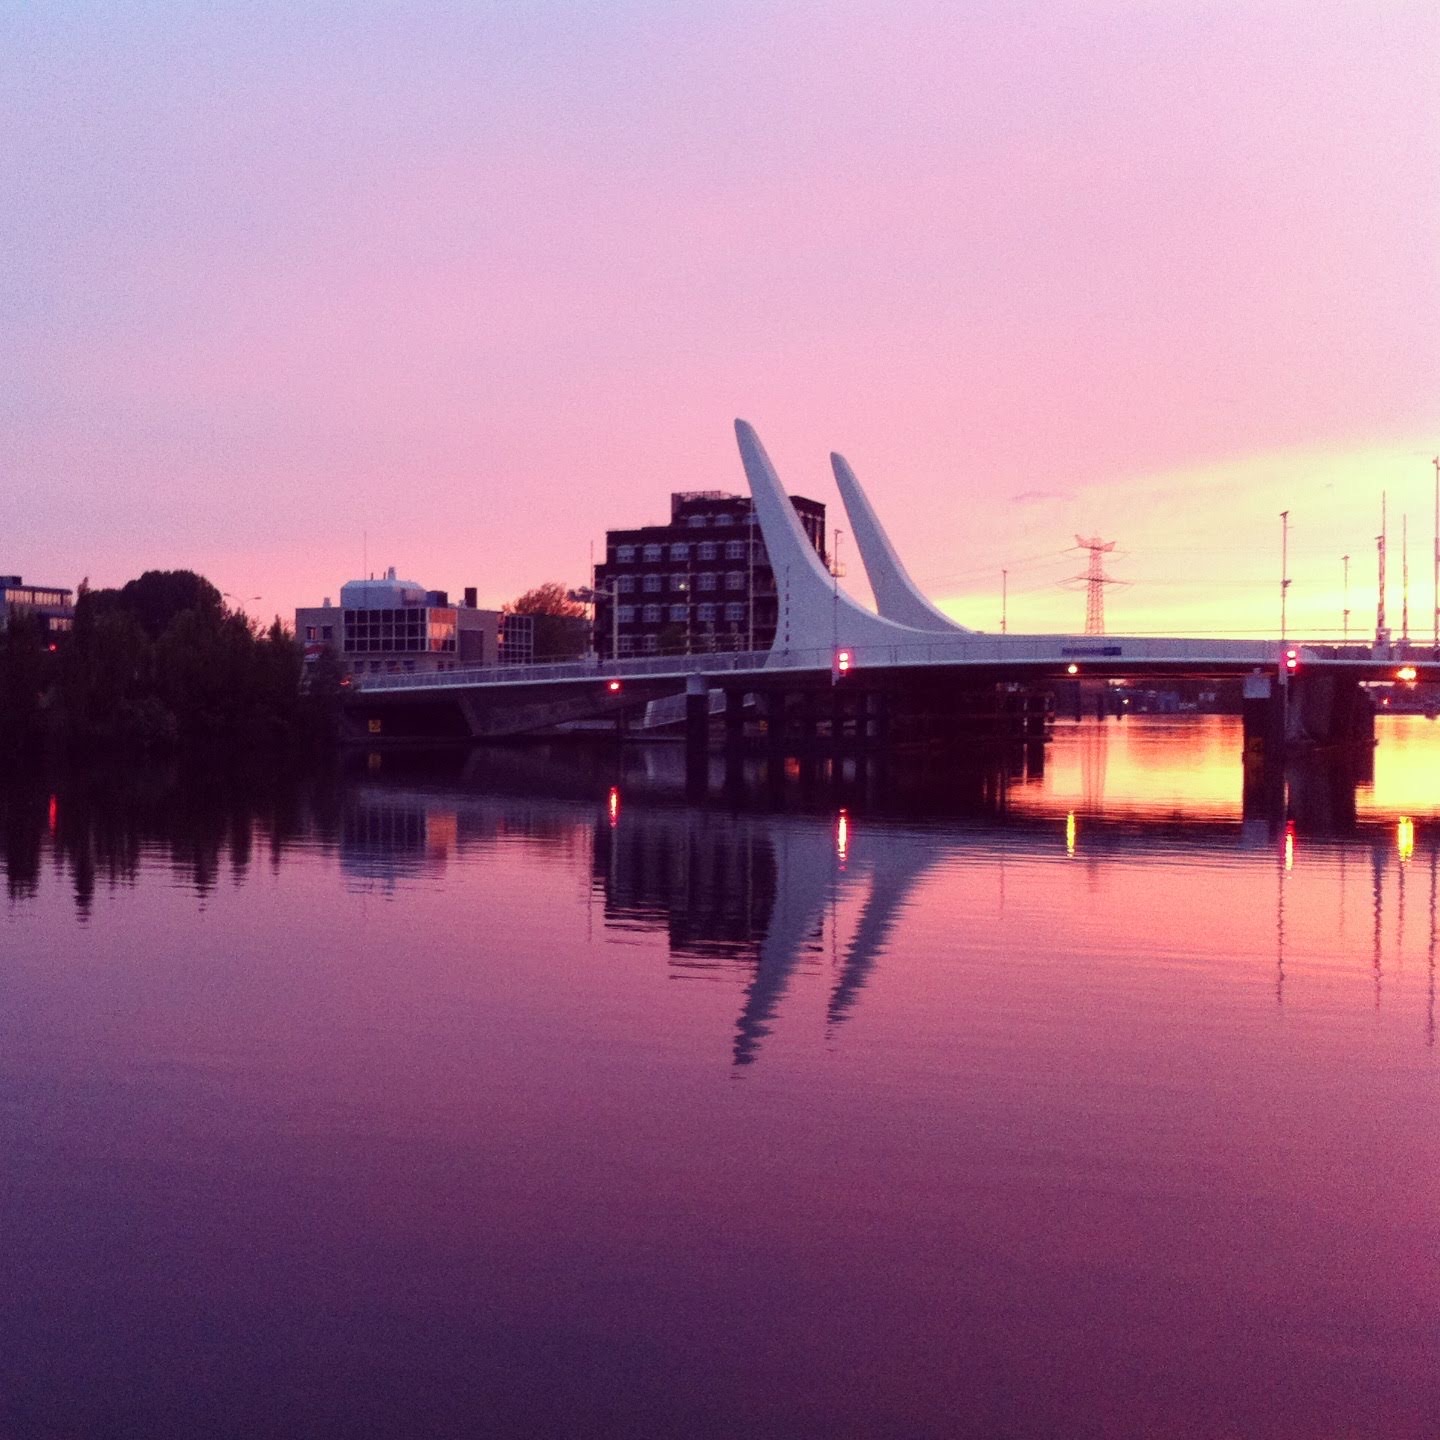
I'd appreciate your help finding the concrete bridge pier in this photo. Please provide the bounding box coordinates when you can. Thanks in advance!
[1286,673,1376,750]
[685,674,709,797]
[1242,672,1286,760]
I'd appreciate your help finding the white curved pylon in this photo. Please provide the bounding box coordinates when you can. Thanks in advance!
[734,420,942,661]
[830,452,974,633]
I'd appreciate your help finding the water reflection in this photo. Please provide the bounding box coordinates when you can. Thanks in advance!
[7,724,1440,1069]
[3,724,1439,1438]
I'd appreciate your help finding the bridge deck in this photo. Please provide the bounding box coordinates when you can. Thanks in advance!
[352,634,1310,697]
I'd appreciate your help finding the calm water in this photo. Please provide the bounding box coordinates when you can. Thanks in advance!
[2,718,1436,1438]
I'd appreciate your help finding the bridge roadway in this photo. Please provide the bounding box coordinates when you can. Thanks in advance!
[342,633,1430,743]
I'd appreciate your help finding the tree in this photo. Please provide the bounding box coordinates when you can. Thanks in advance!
[88,570,223,640]
[504,582,589,660]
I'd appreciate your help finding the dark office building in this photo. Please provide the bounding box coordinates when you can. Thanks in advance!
[591,491,827,659]
[1,575,74,644]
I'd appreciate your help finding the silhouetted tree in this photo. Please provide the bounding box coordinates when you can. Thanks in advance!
[504,582,589,660]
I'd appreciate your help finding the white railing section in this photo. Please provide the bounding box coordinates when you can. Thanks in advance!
[350,632,1314,695]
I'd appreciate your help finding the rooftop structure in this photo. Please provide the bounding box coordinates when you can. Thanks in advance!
[296,568,527,678]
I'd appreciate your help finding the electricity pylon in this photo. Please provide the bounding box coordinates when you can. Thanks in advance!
[1073,535,1118,635]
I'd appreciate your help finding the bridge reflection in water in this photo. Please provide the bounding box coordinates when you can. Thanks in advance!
[5,716,1437,1064]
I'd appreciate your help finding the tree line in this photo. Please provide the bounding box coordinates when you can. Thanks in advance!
[0,570,337,759]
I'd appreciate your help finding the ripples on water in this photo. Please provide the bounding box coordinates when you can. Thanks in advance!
[1,717,1435,1438]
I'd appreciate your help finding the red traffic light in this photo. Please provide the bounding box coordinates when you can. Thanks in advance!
[607,679,622,693]
[836,649,852,674]
[1284,647,1299,672]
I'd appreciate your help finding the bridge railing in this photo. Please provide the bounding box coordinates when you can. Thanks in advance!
[348,631,1313,694]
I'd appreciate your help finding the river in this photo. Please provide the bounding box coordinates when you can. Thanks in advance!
[1,717,1435,1438]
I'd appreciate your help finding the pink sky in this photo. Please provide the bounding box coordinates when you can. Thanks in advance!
[4,1,1436,638]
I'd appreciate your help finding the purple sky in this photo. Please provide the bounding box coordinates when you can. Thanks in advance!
[4,1,1437,637]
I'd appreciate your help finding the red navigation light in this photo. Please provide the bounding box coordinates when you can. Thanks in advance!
[607,679,622,693]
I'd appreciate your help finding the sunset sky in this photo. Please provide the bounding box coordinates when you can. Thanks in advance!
[4,1,1436,638]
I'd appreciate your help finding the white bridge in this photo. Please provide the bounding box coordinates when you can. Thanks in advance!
[357,419,1295,698]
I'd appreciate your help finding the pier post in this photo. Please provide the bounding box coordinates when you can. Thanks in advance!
[725,688,746,750]
[1242,671,1285,758]
[685,673,709,796]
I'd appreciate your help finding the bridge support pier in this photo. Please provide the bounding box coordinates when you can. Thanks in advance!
[1242,672,1286,760]
[1287,673,1375,750]
[685,674,709,796]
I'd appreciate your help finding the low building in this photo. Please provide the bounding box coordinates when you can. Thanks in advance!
[1,575,74,645]
[296,569,524,679]
[590,491,827,659]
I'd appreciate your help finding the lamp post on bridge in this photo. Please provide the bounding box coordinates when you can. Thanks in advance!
[568,583,621,664]
[1342,555,1350,643]
[1279,511,1290,642]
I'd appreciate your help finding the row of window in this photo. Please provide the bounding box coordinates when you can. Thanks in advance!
[346,635,458,653]
[613,629,749,655]
[2,588,71,609]
[612,538,755,564]
[609,571,752,595]
[612,603,750,624]
[347,659,464,675]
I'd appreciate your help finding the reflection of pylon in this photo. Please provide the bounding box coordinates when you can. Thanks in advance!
[1074,535,1117,635]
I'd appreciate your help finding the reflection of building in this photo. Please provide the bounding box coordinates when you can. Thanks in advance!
[593,810,777,966]
[295,569,528,679]
[590,491,827,660]
[339,796,457,886]
[1,575,74,643]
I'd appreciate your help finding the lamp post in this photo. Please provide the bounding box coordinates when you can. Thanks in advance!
[1342,554,1350,642]
[1279,511,1290,641]
[568,583,622,662]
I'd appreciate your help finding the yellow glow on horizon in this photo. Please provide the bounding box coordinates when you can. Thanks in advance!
[930,435,1435,638]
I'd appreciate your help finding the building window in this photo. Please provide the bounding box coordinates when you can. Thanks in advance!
[697,603,716,622]
[642,543,663,562]
[616,544,636,563]
[725,602,745,621]
[642,575,662,593]
[643,634,659,651]
[669,543,689,561]
[669,604,687,622]
[321,625,333,642]
[618,636,634,655]
[670,573,689,592]
[697,572,717,591]
[686,516,706,528]
[642,604,662,623]
[725,571,744,590]
[305,625,316,641]
[618,605,636,623]
[725,540,746,560]
[698,542,717,561]
[616,575,635,593]
[716,514,734,527]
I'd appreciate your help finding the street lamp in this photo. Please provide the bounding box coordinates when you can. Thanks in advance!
[568,584,622,662]
[1279,511,1290,642]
